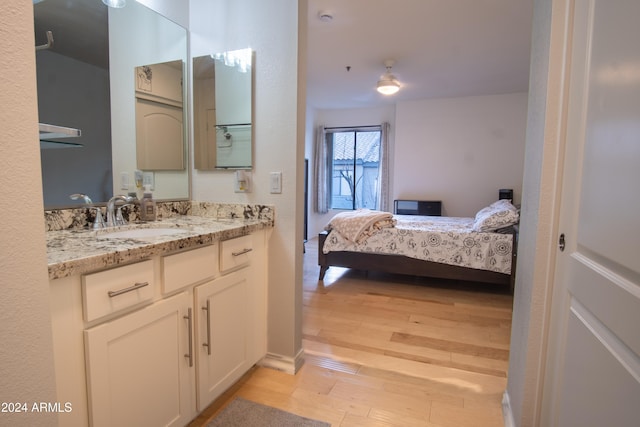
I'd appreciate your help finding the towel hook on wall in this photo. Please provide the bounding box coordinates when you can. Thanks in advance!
[36,31,54,51]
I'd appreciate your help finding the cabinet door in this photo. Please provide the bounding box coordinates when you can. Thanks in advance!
[85,292,194,427]
[194,270,249,410]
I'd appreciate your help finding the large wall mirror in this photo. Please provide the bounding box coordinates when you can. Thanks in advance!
[34,0,188,208]
[193,48,254,170]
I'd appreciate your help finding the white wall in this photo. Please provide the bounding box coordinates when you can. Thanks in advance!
[190,0,305,363]
[0,3,58,426]
[505,0,567,425]
[394,93,528,217]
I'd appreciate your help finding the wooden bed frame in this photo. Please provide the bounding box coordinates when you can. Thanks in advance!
[318,230,517,291]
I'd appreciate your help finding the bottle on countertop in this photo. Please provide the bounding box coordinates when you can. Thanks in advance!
[140,185,156,221]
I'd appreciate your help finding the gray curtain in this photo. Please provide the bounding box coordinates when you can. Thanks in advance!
[312,125,328,213]
[378,122,390,212]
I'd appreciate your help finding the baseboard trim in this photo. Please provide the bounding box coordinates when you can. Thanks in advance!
[502,391,515,427]
[259,349,305,375]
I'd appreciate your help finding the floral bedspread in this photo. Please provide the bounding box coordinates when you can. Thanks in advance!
[322,215,513,274]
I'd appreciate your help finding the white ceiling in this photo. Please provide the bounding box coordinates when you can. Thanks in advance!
[34,0,534,111]
[306,0,534,110]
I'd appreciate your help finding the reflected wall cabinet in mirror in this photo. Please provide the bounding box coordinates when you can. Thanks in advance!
[193,48,254,170]
[34,0,189,208]
[134,60,185,170]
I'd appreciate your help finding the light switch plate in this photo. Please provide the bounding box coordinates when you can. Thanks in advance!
[270,172,282,194]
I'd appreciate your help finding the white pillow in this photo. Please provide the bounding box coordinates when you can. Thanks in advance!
[473,200,519,232]
[489,199,517,210]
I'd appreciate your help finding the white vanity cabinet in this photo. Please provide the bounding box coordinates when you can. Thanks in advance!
[82,257,195,426]
[84,292,194,427]
[49,229,268,427]
[193,232,266,410]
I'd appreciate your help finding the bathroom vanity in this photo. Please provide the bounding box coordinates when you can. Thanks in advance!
[46,206,272,426]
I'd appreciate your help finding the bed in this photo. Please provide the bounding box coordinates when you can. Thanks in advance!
[318,201,519,291]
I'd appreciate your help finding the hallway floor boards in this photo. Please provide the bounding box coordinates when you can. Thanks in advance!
[189,238,512,426]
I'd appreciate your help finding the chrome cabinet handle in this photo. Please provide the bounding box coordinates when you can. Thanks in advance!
[184,308,193,367]
[107,281,149,298]
[202,300,211,355]
[232,248,252,257]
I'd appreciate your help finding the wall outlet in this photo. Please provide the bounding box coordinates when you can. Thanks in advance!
[142,172,154,190]
[134,169,143,189]
[120,172,129,190]
[234,170,251,193]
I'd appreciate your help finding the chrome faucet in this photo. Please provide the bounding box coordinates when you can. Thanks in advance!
[106,195,134,227]
[70,193,105,229]
[115,202,135,226]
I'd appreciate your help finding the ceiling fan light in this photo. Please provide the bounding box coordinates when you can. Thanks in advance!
[377,73,400,95]
[376,60,401,95]
[102,0,126,8]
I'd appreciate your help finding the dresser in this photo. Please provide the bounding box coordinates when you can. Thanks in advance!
[393,200,442,216]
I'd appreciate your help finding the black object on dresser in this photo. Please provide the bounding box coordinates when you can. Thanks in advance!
[393,200,442,216]
[499,189,514,201]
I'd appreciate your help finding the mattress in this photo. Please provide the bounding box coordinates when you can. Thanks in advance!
[323,215,514,275]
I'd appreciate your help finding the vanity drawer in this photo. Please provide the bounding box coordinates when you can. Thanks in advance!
[220,234,253,273]
[162,244,218,294]
[82,260,155,322]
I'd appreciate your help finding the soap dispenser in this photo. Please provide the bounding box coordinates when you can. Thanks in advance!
[140,185,156,221]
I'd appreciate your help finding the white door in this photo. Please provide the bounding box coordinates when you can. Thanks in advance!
[84,292,194,427]
[542,1,640,426]
[135,98,185,170]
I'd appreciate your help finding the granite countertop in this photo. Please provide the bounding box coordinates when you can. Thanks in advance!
[47,215,272,280]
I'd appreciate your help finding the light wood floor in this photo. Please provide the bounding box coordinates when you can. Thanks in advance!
[189,238,513,426]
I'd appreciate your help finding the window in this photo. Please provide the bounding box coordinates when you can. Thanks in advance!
[313,122,389,214]
[326,126,381,210]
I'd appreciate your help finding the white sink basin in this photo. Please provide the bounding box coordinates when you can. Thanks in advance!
[97,227,189,240]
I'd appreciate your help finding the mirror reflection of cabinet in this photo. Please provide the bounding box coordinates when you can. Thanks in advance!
[135,60,185,170]
[193,49,253,170]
